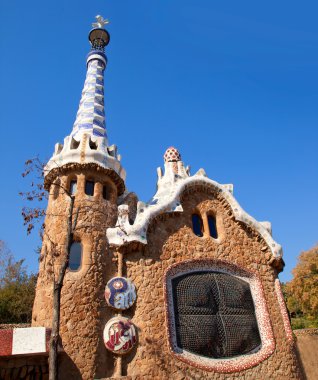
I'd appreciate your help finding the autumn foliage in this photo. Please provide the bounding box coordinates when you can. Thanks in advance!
[284,244,318,328]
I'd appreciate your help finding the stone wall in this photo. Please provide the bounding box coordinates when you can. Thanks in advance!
[110,188,303,379]
[0,356,48,380]
[295,329,318,380]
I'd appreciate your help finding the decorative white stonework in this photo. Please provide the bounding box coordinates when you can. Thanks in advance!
[107,148,282,259]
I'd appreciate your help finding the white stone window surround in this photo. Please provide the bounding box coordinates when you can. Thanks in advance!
[164,259,275,373]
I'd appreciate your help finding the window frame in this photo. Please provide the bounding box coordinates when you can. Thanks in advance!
[164,259,275,372]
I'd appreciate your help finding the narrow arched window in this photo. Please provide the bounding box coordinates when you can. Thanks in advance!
[52,179,60,200]
[208,215,218,239]
[85,180,95,196]
[103,184,109,200]
[192,214,203,237]
[70,180,77,195]
[69,242,82,271]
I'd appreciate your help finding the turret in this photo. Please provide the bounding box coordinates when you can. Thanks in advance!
[32,16,124,380]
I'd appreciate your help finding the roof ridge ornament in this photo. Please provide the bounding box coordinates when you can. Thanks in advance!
[92,15,110,29]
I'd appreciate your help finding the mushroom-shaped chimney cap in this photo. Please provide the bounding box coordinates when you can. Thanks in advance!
[164,147,182,162]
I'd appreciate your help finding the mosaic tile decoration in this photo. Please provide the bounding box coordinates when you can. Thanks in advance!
[275,279,294,345]
[163,259,275,373]
[164,146,182,162]
[107,150,282,259]
[71,58,107,140]
[103,316,137,355]
[44,49,126,183]
[105,277,137,310]
[0,327,51,357]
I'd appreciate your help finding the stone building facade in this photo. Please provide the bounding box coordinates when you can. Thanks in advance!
[0,16,303,380]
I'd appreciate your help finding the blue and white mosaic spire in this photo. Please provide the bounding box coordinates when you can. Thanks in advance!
[72,16,110,140]
[71,59,107,139]
[45,16,126,190]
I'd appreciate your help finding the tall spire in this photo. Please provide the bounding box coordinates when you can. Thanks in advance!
[71,16,110,140]
[45,16,126,191]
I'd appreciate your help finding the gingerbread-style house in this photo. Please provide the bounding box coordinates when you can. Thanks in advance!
[0,16,302,380]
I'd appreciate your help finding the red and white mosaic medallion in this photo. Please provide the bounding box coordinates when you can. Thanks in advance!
[103,316,137,355]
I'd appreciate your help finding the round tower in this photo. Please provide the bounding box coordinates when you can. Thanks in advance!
[32,16,125,380]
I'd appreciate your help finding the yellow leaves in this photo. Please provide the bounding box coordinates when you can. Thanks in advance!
[286,245,318,319]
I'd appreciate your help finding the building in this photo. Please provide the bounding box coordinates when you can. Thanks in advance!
[0,16,302,380]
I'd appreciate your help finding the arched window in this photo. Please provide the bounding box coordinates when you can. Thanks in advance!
[70,180,77,195]
[103,184,111,200]
[69,242,82,271]
[85,180,95,196]
[192,214,203,237]
[208,215,218,239]
[52,179,60,200]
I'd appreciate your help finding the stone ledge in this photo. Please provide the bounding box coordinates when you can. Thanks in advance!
[294,328,318,336]
[0,324,31,330]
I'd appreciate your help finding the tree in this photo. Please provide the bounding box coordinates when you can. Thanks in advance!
[285,245,318,321]
[21,157,75,380]
[0,240,37,324]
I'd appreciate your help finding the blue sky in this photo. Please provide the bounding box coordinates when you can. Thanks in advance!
[0,1,317,282]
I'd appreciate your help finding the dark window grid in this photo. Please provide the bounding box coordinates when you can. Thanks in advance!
[172,271,261,359]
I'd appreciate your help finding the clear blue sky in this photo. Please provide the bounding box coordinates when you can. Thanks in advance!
[0,1,317,282]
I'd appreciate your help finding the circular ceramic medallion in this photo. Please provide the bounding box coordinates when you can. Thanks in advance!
[105,277,136,310]
[103,316,137,354]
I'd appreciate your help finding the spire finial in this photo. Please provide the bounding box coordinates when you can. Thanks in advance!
[89,15,110,52]
[92,15,110,29]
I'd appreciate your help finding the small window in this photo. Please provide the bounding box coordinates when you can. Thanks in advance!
[70,180,77,195]
[208,215,218,239]
[103,185,108,200]
[52,179,60,200]
[192,214,203,237]
[85,180,95,196]
[103,183,113,201]
[69,242,82,271]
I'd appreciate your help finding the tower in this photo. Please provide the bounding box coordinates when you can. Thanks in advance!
[32,16,124,379]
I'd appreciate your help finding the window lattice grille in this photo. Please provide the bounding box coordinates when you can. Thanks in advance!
[172,271,261,358]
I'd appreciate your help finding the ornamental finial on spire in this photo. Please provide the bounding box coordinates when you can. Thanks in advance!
[89,15,110,52]
[92,15,110,29]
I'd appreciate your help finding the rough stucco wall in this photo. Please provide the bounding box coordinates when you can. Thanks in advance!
[0,356,48,380]
[117,187,302,379]
[32,167,119,380]
[295,329,318,380]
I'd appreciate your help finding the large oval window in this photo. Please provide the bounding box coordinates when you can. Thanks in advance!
[69,242,82,271]
[172,271,261,358]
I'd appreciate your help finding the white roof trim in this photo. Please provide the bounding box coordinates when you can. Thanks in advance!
[107,173,282,259]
